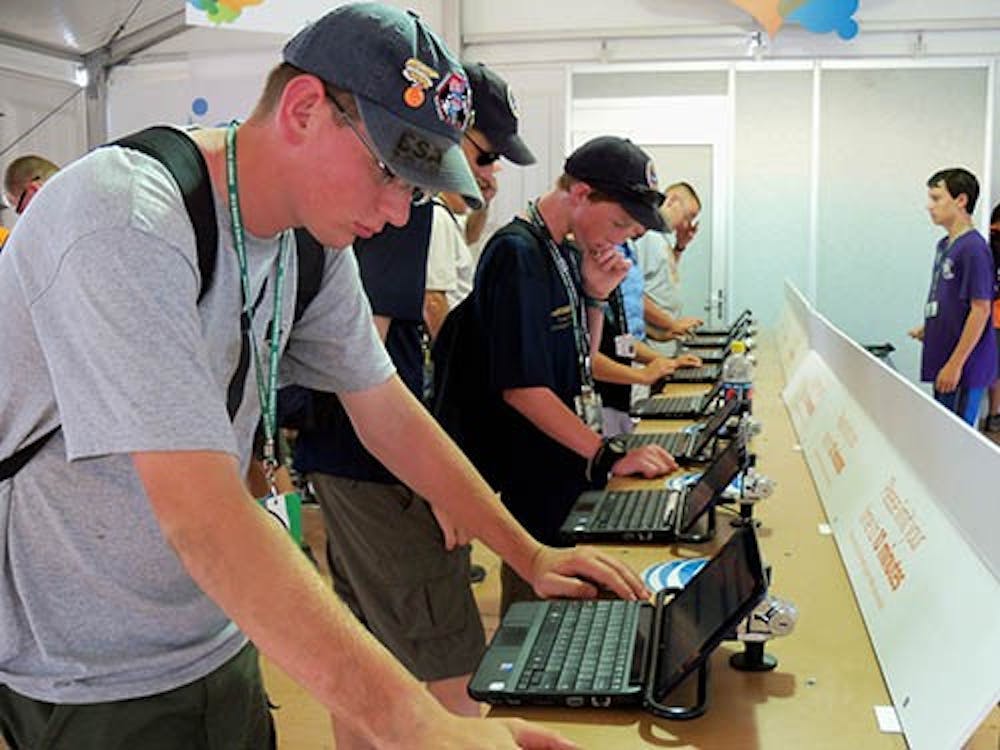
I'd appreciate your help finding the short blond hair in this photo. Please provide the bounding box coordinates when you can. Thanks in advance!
[4,155,59,198]
[250,62,358,122]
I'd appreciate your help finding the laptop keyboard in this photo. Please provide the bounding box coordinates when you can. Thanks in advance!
[517,600,639,693]
[672,365,721,382]
[593,488,669,530]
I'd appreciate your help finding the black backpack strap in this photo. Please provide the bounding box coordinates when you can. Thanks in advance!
[292,229,326,323]
[112,127,218,302]
[3,127,221,482]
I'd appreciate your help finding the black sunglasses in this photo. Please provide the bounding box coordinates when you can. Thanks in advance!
[465,132,501,167]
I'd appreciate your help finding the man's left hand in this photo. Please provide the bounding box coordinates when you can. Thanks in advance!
[529,545,650,601]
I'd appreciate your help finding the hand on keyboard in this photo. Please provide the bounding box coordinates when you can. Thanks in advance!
[611,444,679,478]
[527,545,650,602]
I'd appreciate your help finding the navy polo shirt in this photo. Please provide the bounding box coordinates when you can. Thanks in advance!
[292,203,433,483]
[474,218,589,545]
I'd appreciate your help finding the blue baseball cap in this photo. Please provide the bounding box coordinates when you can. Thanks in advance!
[283,3,483,208]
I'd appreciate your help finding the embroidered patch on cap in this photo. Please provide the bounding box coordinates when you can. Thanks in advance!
[506,85,520,120]
[434,71,472,131]
[402,57,439,109]
[393,130,444,168]
[645,159,659,190]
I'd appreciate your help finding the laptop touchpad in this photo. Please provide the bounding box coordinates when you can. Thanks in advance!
[495,626,529,647]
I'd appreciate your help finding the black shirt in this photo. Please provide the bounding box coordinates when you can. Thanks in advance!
[473,217,590,545]
[292,203,433,483]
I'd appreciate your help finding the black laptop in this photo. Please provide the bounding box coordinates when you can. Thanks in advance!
[631,380,723,419]
[559,438,744,544]
[468,526,767,715]
[664,362,722,384]
[620,397,740,463]
[686,310,752,345]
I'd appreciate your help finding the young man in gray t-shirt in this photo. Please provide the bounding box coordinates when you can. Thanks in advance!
[0,5,645,749]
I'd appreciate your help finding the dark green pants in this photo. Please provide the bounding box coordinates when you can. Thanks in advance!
[0,644,274,750]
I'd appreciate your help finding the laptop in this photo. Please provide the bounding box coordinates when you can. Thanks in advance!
[686,310,752,344]
[631,381,723,419]
[559,437,744,544]
[468,525,767,715]
[663,362,722,384]
[678,343,728,363]
[620,397,741,463]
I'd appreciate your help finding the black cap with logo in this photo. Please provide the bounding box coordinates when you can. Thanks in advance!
[462,62,536,165]
[564,136,666,231]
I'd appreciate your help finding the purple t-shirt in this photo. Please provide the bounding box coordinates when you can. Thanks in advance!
[921,230,998,387]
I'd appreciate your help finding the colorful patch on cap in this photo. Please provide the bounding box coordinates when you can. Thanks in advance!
[402,58,439,109]
[506,85,520,120]
[434,72,472,131]
[645,159,659,189]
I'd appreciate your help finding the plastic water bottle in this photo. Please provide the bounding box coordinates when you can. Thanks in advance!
[721,340,754,405]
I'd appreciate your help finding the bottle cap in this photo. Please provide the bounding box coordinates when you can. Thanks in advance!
[730,340,747,354]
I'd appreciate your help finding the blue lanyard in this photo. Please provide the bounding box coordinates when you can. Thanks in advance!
[224,122,290,490]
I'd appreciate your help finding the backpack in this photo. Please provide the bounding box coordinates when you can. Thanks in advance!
[0,126,325,481]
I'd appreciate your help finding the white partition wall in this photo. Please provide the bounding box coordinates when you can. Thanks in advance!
[777,280,1000,750]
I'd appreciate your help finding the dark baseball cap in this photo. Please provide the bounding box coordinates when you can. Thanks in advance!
[283,3,483,208]
[564,136,666,231]
[462,61,536,165]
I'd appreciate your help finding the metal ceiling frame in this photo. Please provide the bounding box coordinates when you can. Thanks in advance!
[0,9,191,150]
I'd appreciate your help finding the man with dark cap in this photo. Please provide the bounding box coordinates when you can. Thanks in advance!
[445,136,681,615]
[285,61,541,736]
[0,4,641,748]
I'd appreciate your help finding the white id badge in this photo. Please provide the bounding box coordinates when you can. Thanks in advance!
[614,333,637,359]
[575,386,604,432]
[257,491,303,544]
[924,301,938,318]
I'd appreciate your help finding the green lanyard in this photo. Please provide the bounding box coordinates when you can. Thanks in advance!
[225,121,290,491]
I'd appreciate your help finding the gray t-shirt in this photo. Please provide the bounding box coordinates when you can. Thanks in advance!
[0,142,394,703]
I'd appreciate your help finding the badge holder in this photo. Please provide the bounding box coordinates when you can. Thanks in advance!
[258,491,304,544]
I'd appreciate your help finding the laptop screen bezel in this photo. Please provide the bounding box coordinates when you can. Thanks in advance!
[643,526,767,710]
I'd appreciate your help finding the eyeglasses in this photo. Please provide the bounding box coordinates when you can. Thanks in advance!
[465,132,501,167]
[326,93,431,206]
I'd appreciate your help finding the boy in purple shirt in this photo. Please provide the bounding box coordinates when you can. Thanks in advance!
[908,168,997,425]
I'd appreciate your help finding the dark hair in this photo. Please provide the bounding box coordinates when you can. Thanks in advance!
[991,202,1000,226]
[927,168,980,214]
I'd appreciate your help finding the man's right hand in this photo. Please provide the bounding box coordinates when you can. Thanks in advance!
[611,444,678,477]
[907,325,925,342]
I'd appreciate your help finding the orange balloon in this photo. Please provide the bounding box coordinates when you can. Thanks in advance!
[729,0,784,37]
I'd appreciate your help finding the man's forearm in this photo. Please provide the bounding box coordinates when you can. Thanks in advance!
[593,351,645,385]
[643,295,678,332]
[345,376,542,579]
[586,305,604,355]
[423,290,449,340]
[503,386,602,459]
[134,450,440,747]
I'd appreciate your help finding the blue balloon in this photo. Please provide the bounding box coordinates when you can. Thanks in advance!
[787,0,860,40]
[191,97,209,117]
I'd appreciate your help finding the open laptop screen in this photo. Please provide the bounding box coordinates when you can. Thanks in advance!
[679,440,743,532]
[688,396,740,457]
[651,526,766,700]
